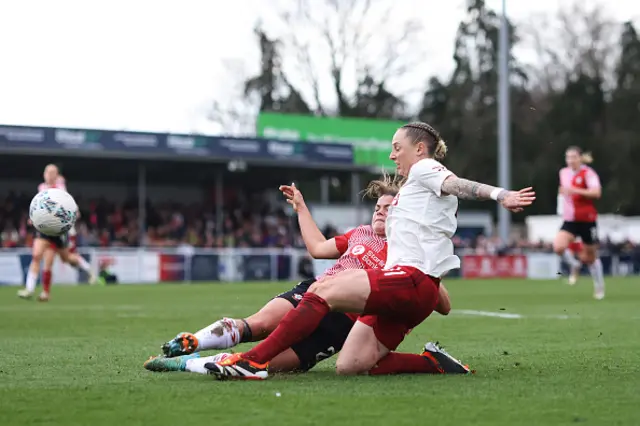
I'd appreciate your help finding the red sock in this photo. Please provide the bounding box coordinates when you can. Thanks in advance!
[42,270,52,293]
[369,352,443,375]
[243,293,330,364]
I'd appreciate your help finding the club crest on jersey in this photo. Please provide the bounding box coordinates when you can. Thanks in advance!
[351,245,366,256]
[575,177,583,184]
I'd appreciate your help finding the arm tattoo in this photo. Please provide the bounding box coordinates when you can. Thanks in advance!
[441,177,507,201]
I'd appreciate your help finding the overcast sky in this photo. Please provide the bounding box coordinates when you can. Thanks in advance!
[1,0,638,135]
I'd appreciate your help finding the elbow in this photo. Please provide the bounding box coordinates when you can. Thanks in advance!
[308,245,330,259]
[307,247,321,259]
[435,301,451,315]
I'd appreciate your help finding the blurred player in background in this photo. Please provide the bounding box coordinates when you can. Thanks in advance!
[207,120,532,380]
[553,147,605,299]
[18,164,95,302]
[144,179,463,376]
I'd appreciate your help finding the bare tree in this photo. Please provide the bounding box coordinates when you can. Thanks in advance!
[206,58,261,137]
[266,0,426,117]
[520,1,619,94]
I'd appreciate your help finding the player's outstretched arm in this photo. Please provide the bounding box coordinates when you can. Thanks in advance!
[441,175,536,212]
[279,184,341,259]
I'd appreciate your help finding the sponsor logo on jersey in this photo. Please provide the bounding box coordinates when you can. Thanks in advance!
[351,245,365,256]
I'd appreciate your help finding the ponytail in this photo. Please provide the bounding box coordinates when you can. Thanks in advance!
[567,146,593,164]
[434,139,448,160]
[580,152,593,164]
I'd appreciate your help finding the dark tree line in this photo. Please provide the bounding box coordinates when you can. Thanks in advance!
[239,0,640,216]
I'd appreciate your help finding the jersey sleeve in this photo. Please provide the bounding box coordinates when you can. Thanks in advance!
[412,159,454,196]
[333,227,357,254]
[585,168,601,189]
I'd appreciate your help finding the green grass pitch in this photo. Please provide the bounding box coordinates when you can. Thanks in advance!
[1,278,639,426]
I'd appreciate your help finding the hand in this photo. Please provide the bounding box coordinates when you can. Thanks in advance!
[279,183,306,213]
[498,187,536,213]
[559,186,575,195]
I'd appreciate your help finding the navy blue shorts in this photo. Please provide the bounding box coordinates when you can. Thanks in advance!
[560,221,598,245]
[34,231,69,249]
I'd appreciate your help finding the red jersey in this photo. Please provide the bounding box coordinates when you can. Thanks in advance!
[319,225,388,281]
[318,225,387,322]
[559,166,600,222]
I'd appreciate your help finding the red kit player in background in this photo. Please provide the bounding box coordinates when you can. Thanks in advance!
[18,164,94,301]
[553,147,605,299]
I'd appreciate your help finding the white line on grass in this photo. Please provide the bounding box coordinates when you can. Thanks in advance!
[452,309,572,320]
[453,309,523,319]
[0,304,142,312]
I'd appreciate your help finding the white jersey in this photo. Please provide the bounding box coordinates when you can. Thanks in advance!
[384,158,460,277]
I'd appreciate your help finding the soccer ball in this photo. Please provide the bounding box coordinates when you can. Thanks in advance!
[29,188,78,236]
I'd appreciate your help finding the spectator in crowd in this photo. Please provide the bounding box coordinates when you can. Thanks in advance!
[0,190,637,255]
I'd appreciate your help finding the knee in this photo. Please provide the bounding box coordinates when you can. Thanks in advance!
[59,251,73,263]
[308,280,332,298]
[335,356,373,376]
[553,243,565,255]
[580,251,596,265]
[335,359,359,376]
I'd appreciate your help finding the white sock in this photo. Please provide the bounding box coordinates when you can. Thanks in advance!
[194,318,241,350]
[588,259,605,293]
[185,353,231,375]
[74,256,92,274]
[562,250,581,269]
[25,271,38,292]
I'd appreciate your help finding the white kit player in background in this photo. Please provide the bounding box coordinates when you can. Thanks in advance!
[18,164,95,301]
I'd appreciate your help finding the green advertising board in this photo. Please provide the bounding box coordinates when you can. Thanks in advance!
[256,112,402,169]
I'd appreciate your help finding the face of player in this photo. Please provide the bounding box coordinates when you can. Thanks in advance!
[43,165,59,184]
[371,194,393,237]
[389,129,427,177]
[565,149,581,170]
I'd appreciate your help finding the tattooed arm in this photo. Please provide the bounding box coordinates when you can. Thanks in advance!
[441,175,508,201]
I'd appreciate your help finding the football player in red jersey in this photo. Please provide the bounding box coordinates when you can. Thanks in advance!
[554,147,605,299]
[18,164,94,301]
[144,179,461,375]
[209,122,531,380]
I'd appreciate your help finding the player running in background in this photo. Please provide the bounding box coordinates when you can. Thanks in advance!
[207,122,533,380]
[144,179,463,376]
[18,164,94,301]
[553,147,605,299]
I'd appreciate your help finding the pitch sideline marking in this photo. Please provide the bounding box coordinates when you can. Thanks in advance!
[453,309,571,320]
[453,309,523,319]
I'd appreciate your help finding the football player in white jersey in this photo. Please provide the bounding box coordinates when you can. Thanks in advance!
[18,164,95,301]
[144,179,464,377]
[208,122,535,380]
